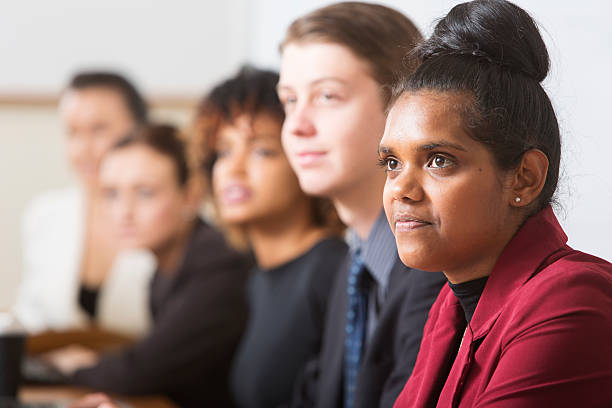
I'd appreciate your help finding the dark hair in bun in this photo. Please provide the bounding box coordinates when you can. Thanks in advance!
[393,0,560,212]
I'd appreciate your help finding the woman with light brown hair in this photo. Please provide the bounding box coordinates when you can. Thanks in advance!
[53,124,250,407]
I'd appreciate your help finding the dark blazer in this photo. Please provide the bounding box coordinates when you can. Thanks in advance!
[394,207,612,408]
[72,219,250,407]
[293,254,446,408]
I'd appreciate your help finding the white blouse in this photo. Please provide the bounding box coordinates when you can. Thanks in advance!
[13,187,155,337]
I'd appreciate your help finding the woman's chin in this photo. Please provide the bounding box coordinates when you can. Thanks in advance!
[117,237,146,250]
[220,213,254,226]
[397,247,441,273]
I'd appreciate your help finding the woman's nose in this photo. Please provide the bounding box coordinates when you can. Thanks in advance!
[390,166,425,203]
[115,194,136,221]
[223,148,248,177]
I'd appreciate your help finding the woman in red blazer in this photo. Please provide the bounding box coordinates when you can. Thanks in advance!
[378,0,612,407]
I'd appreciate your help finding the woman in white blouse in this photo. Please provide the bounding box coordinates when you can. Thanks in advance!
[14,72,155,337]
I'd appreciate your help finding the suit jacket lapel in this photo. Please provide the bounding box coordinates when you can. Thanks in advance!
[407,287,465,408]
[317,255,350,408]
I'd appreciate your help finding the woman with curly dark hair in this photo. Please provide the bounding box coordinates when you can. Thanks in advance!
[196,66,348,408]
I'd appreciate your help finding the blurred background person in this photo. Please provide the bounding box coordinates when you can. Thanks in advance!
[13,72,155,337]
[46,123,250,407]
[196,66,347,408]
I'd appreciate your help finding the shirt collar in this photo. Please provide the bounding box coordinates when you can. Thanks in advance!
[348,209,398,293]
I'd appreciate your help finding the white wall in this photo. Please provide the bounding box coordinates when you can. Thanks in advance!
[1,0,611,307]
[0,0,251,308]
[0,0,250,96]
[0,107,70,310]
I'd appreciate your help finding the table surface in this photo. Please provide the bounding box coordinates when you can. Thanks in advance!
[27,328,135,354]
[20,385,177,408]
[19,329,177,407]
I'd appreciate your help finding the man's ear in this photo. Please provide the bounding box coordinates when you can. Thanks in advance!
[509,148,549,208]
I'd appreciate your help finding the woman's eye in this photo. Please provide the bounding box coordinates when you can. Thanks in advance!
[379,157,400,172]
[282,95,297,107]
[428,154,454,169]
[137,188,154,198]
[216,149,230,159]
[103,188,117,200]
[91,123,109,136]
[254,147,278,157]
[318,92,337,102]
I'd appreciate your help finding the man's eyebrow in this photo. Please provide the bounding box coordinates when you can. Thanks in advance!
[276,83,289,93]
[277,77,347,92]
[378,145,395,155]
[308,77,347,86]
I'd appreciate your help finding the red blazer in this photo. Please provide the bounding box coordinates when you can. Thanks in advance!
[394,207,612,408]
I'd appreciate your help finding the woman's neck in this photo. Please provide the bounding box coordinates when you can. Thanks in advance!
[155,220,196,275]
[444,211,524,284]
[80,182,117,288]
[444,261,495,285]
[247,201,330,270]
[332,172,385,240]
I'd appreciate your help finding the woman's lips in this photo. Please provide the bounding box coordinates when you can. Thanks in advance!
[221,185,252,205]
[117,226,138,240]
[393,214,432,232]
[294,151,327,167]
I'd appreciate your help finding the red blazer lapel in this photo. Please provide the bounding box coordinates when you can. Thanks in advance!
[397,286,464,407]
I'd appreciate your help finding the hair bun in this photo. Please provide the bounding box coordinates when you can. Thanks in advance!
[418,0,549,82]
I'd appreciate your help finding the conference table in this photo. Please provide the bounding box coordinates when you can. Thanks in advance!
[20,385,177,408]
[18,328,178,407]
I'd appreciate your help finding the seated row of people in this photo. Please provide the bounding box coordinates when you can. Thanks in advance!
[15,1,612,407]
[16,72,154,336]
[30,68,347,407]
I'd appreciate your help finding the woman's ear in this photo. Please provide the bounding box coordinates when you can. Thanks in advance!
[510,149,549,208]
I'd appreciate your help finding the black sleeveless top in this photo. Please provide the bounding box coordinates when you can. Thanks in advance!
[78,285,99,318]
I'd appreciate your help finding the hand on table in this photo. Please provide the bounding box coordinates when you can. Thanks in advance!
[68,393,119,408]
[42,344,99,375]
